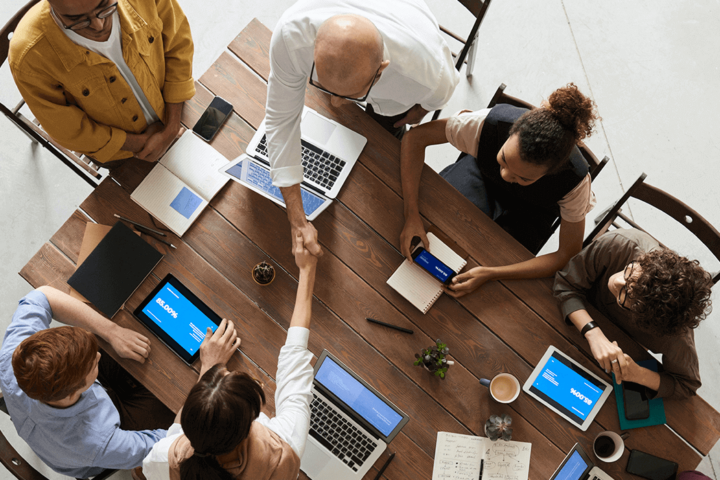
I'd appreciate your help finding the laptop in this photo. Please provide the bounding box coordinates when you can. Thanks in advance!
[247,106,367,199]
[301,350,409,480]
[550,443,614,480]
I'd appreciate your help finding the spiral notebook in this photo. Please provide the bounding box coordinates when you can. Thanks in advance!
[387,232,467,313]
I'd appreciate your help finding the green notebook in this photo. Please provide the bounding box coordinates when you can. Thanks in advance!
[612,358,666,430]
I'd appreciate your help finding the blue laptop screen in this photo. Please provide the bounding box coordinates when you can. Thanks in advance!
[141,283,218,355]
[554,451,590,480]
[226,161,326,215]
[529,352,605,423]
[315,357,403,437]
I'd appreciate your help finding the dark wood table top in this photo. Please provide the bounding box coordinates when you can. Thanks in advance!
[19,18,720,480]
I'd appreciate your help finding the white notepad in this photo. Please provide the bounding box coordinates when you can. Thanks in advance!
[432,432,531,480]
[387,232,467,313]
[131,132,229,237]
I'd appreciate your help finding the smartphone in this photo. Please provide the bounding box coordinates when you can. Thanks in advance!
[626,449,678,480]
[623,381,650,420]
[192,96,233,142]
[411,247,456,285]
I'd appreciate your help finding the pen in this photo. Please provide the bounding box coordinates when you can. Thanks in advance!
[373,452,395,480]
[146,234,177,250]
[114,214,167,236]
[366,318,413,334]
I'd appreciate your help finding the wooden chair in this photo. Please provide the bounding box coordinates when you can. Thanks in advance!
[431,0,492,121]
[1,0,101,187]
[0,393,116,480]
[584,173,720,284]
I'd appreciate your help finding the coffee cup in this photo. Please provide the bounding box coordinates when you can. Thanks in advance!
[480,373,521,404]
[593,431,625,462]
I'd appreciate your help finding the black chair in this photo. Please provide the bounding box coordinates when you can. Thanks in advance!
[431,0,493,121]
[584,173,720,284]
[0,393,117,480]
[1,0,101,187]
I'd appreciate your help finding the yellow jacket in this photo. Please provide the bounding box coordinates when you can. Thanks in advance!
[9,0,195,163]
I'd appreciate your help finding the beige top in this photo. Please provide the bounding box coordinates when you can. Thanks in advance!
[444,109,596,223]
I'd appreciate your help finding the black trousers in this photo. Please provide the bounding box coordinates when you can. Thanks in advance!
[365,104,408,140]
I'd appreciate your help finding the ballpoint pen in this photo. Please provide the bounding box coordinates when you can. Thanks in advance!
[114,214,167,236]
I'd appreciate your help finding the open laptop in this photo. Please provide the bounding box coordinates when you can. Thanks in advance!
[247,106,367,199]
[301,350,409,480]
[550,443,614,480]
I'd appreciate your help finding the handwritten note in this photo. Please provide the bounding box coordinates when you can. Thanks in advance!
[432,432,531,480]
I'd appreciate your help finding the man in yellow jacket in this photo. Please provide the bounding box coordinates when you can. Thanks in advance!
[9,0,195,165]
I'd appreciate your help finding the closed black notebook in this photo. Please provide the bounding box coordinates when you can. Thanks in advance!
[68,221,163,318]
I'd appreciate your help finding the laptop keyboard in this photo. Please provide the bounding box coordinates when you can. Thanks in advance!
[309,394,376,472]
[256,135,346,191]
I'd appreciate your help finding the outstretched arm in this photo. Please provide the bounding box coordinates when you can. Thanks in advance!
[290,232,318,329]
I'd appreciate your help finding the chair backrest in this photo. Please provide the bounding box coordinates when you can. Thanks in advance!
[585,173,720,284]
[0,0,40,67]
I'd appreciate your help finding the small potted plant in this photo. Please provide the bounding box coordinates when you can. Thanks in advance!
[252,261,275,286]
[414,339,454,379]
[485,414,513,441]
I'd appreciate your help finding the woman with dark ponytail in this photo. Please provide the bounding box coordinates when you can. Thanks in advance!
[141,233,317,480]
[400,83,600,297]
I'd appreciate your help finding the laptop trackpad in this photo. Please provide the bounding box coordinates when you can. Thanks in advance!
[300,441,332,476]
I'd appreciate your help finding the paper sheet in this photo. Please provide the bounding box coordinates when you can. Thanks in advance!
[432,432,531,480]
[160,131,229,200]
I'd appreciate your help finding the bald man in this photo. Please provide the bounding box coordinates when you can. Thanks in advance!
[267,0,460,257]
[9,0,195,166]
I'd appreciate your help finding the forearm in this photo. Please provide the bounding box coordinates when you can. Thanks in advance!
[121,132,150,153]
[290,268,316,329]
[280,184,307,228]
[400,130,426,218]
[162,102,183,132]
[37,286,121,342]
[480,250,575,283]
[567,309,595,332]
[634,366,661,392]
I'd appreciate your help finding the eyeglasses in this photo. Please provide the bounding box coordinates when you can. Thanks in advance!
[308,61,381,103]
[618,261,636,310]
[51,2,118,31]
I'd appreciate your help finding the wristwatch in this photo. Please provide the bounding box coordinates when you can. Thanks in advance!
[580,321,598,338]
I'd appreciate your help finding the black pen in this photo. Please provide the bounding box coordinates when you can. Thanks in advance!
[114,214,167,236]
[374,452,395,480]
[146,233,177,250]
[366,318,413,334]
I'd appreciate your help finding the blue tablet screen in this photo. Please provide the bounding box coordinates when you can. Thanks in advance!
[141,283,218,355]
[530,352,606,423]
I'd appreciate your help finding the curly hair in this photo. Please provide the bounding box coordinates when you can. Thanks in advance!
[628,249,713,336]
[509,83,600,173]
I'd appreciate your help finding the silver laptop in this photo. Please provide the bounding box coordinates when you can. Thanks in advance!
[550,443,614,480]
[247,106,367,199]
[301,350,409,480]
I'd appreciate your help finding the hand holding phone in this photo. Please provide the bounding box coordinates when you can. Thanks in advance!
[411,246,456,285]
[193,96,233,142]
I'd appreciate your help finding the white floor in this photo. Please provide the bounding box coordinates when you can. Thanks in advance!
[1,0,718,479]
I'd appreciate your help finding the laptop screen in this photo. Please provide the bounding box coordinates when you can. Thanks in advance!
[315,356,404,437]
[554,450,591,480]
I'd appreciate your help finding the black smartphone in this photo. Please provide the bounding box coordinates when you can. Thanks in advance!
[623,381,650,420]
[411,247,456,285]
[192,96,233,142]
[626,449,678,480]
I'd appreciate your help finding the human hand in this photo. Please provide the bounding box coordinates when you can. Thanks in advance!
[399,213,428,260]
[137,122,180,163]
[199,318,240,373]
[131,467,147,480]
[393,105,429,128]
[618,354,642,384]
[294,232,318,272]
[444,267,494,298]
[292,221,323,257]
[107,324,151,363]
[585,328,628,379]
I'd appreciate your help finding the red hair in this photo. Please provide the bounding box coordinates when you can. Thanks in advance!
[12,326,98,402]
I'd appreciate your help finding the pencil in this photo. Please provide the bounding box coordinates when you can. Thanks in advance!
[114,214,166,236]
[366,318,413,334]
[374,452,395,480]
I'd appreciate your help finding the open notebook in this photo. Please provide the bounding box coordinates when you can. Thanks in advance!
[387,232,467,313]
[131,132,229,237]
[432,432,531,480]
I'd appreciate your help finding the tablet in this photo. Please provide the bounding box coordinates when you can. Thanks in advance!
[523,346,612,431]
[219,154,332,221]
[133,274,222,365]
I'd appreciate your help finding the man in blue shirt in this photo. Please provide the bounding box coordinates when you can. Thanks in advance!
[0,286,173,478]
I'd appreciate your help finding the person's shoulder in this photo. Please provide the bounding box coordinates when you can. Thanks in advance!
[8,2,52,70]
[593,229,655,255]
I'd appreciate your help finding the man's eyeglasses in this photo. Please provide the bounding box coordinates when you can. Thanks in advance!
[618,261,636,311]
[308,61,380,103]
[51,2,118,31]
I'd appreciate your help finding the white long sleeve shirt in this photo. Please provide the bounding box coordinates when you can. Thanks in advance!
[266,0,460,186]
[141,327,314,479]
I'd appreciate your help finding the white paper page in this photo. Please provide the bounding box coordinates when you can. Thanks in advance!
[432,432,484,480]
[482,439,532,480]
[131,166,208,237]
[160,131,229,200]
[426,232,466,272]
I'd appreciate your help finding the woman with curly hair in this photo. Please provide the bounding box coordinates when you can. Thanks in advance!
[553,229,713,398]
[400,83,600,297]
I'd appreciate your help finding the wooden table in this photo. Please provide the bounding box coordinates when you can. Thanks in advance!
[19,19,720,480]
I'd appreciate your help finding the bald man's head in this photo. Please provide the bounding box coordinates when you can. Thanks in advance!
[314,15,386,100]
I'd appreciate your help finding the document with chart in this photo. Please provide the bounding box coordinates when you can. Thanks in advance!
[432,432,531,480]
